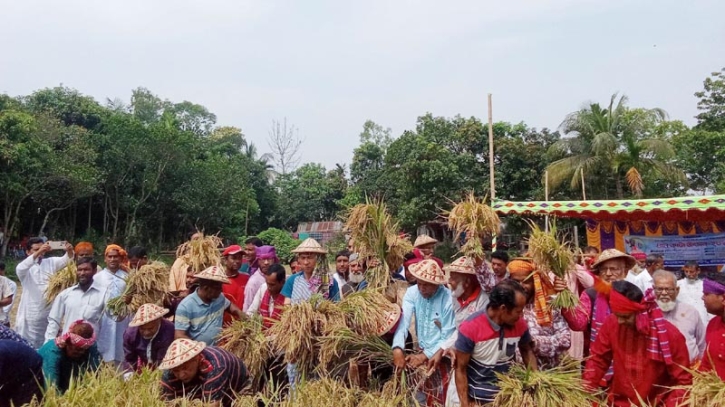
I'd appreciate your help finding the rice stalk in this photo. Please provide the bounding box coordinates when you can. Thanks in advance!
[526,220,578,309]
[106,261,169,319]
[175,233,224,275]
[45,262,78,305]
[338,289,397,335]
[343,199,411,290]
[444,192,500,259]
[492,357,601,407]
[672,366,725,406]
[317,327,394,376]
[217,315,273,383]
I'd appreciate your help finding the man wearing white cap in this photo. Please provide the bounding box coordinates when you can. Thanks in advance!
[174,266,245,346]
[160,338,248,407]
[123,303,175,374]
[392,259,455,406]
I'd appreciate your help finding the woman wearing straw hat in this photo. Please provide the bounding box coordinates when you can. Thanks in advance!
[174,266,245,346]
[392,259,455,406]
[280,238,341,305]
[160,338,249,407]
[122,303,175,374]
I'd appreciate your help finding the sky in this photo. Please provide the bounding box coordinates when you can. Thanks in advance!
[1,0,723,171]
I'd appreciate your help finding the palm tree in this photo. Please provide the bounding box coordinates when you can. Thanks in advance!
[547,94,685,199]
[243,142,277,183]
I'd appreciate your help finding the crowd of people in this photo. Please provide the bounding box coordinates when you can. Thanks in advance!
[1,234,725,407]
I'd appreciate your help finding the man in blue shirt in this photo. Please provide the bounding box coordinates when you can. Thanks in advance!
[392,259,455,405]
[281,238,340,304]
[174,266,245,345]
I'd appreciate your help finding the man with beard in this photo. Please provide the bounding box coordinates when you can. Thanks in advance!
[392,259,455,406]
[45,257,106,342]
[651,270,705,364]
[341,253,366,294]
[583,280,691,406]
[677,260,712,324]
[508,259,571,369]
[122,303,175,374]
[96,244,130,364]
[430,256,489,407]
[454,281,536,407]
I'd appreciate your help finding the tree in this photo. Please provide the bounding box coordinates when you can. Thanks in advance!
[547,94,685,199]
[695,67,725,132]
[673,128,725,194]
[267,118,303,175]
[274,163,345,229]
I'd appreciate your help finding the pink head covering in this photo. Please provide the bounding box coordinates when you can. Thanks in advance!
[255,245,279,263]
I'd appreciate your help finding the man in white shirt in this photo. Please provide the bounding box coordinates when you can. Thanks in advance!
[0,262,14,327]
[677,260,713,324]
[14,238,73,348]
[331,250,351,297]
[626,254,663,294]
[45,257,106,342]
[653,270,706,362]
[95,244,130,365]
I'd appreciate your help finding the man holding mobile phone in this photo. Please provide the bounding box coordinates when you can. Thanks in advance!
[14,237,74,348]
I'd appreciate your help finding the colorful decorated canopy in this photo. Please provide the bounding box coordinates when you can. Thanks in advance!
[493,195,725,222]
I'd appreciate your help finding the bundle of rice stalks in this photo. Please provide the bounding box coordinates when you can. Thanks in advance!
[217,315,273,382]
[344,199,412,289]
[45,262,78,305]
[492,357,600,407]
[317,327,394,376]
[27,365,206,407]
[338,290,396,335]
[526,220,578,309]
[444,192,500,259]
[268,295,348,375]
[107,261,169,319]
[175,233,223,275]
[672,367,725,406]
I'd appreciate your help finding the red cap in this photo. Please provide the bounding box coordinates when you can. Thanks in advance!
[222,245,243,256]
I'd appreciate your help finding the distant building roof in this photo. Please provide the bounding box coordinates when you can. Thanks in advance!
[295,221,343,245]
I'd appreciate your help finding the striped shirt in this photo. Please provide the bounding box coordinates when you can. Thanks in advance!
[174,292,230,345]
[161,347,248,406]
[455,310,531,403]
[280,271,340,304]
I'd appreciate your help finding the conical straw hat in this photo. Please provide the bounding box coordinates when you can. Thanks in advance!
[591,249,636,271]
[159,338,206,370]
[377,303,402,335]
[291,237,327,254]
[129,303,169,327]
[413,234,438,248]
[444,256,476,275]
[409,259,446,285]
[193,265,230,284]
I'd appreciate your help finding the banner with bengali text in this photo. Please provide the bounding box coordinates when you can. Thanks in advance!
[624,233,725,267]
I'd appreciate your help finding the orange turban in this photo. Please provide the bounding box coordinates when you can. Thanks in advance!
[105,244,127,258]
[74,241,94,253]
[508,259,555,327]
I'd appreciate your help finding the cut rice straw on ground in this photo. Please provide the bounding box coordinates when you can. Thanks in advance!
[672,366,725,407]
[106,261,169,319]
[45,262,77,305]
[526,220,578,309]
[344,199,411,289]
[492,357,601,407]
[444,192,500,259]
[175,233,224,275]
[217,315,272,381]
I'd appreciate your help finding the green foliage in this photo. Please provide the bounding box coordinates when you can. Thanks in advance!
[433,238,458,263]
[695,67,725,132]
[256,228,303,263]
[325,231,348,257]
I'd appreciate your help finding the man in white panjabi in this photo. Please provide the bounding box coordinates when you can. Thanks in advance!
[14,237,73,348]
[677,260,713,324]
[95,244,130,365]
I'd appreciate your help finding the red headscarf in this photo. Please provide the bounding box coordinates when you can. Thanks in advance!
[55,320,96,349]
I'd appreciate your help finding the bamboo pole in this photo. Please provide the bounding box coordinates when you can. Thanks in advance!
[488,94,496,252]
[581,170,587,200]
[545,170,549,233]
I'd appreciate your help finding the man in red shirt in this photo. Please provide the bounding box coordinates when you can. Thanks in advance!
[583,280,691,407]
[221,245,249,325]
[700,275,725,380]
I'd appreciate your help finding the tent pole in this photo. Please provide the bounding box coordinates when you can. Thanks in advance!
[488,94,497,252]
[545,170,550,232]
[581,170,587,200]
